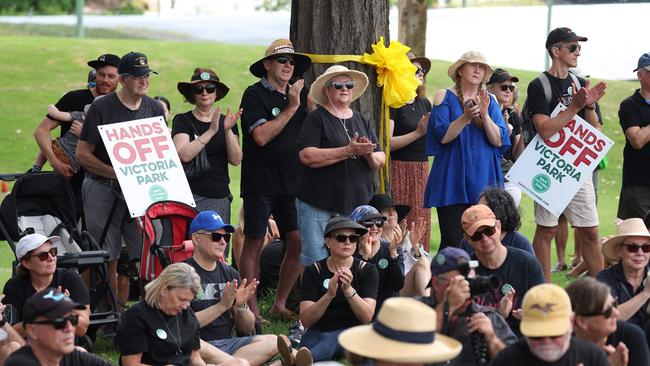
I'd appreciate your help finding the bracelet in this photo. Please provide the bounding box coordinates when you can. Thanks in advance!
[235,303,249,310]
[585,103,596,110]
[345,291,357,299]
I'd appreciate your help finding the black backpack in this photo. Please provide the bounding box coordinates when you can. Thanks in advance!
[521,72,581,146]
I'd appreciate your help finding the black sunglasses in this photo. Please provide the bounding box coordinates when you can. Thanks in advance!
[467,226,496,241]
[415,67,426,75]
[332,234,361,243]
[274,56,295,65]
[361,219,385,228]
[192,85,217,94]
[32,314,79,330]
[558,44,581,53]
[499,84,516,92]
[200,232,231,242]
[29,247,58,261]
[327,81,356,90]
[621,243,650,253]
[579,298,618,318]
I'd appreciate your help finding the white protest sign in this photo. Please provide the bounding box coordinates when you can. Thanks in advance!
[99,116,195,217]
[506,104,613,216]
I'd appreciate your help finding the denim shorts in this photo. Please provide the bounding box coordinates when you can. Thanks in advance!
[296,198,331,266]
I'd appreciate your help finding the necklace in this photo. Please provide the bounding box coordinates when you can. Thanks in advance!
[157,309,182,356]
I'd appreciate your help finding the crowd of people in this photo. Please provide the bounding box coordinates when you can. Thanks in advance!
[0,25,649,366]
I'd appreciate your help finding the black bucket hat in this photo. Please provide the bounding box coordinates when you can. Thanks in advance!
[324,216,368,238]
[369,194,411,223]
[177,68,230,103]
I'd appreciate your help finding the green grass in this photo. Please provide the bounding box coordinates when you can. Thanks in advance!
[0,31,640,362]
[0,22,195,41]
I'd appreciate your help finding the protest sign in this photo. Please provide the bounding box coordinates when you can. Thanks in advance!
[506,104,613,216]
[99,116,195,217]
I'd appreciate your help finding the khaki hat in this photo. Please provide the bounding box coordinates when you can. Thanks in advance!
[249,39,311,78]
[601,218,650,262]
[520,284,572,338]
[447,51,494,84]
[461,204,497,236]
[309,65,369,106]
[338,297,462,363]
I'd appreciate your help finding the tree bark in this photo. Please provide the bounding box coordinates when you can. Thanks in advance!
[397,0,428,57]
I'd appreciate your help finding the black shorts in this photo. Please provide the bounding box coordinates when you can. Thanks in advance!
[243,195,298,238]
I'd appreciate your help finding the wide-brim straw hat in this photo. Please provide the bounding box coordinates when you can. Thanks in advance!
[602,218,650,262]
[339,297,462,363]
[447,51,494,84]
[249,38,312,78]
[177,68,229,102]
[407,52,431,76]
[309,65,369,107]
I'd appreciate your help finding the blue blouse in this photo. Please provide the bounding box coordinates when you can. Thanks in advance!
[424,90,510,207]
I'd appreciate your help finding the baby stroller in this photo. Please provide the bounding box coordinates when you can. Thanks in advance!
[140,201,197,282]
[0,172,119,347]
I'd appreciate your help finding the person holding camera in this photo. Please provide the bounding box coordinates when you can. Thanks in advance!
[424,51,510,250]
[461,205,544,335]
[417,247,516,365]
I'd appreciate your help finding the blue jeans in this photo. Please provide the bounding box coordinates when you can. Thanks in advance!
[296,198,331,266]
[300,328,346,362]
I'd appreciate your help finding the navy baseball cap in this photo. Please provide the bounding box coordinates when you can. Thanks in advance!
[634,52,650,72]
[190,211,234,234]
[23,288,85,326]
[118,51,157,77]
[87,53,120,69]
[545,27,587,49]
[431,247,473,276]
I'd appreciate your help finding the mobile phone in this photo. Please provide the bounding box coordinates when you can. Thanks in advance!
[464,99,481,126]
[2,304,15,325]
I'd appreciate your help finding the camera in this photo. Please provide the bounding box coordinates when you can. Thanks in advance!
[456,260,500,296]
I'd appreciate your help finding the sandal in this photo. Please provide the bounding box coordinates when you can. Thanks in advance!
[295,347,313,366]
[551,262,568,272]
[277,335,293,366]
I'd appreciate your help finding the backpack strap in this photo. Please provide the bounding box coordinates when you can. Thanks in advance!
[313,261,321,274]
[569,72,582,92]
[538,72,552,106]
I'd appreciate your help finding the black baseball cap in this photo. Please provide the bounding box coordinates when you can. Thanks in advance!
[118,51,158,77]
[487,68,519,85]
[23,288,85,326]
[545,27,588,49]
[87,53,120,69]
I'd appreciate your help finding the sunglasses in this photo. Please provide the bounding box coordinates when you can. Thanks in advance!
[192,85,217,94]
[327,81,356,90]
[274,56,295,65]
[32,314,79,330]
[29,247,58,261]
[499,84,516,92]
[199,232,231,242]
[415,67,426,75]
[557,44,581,53]
[621,243,650,253]
[361,219,385,228]
[332,234,361,243]
[580,298,618,318]
[467,226,496,241]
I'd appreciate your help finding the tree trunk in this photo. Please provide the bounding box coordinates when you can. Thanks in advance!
[397,0,428,57]
[290,0,389,191]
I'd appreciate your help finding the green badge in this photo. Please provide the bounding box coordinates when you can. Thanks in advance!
[378,258,389,270]
[532,174,551,193]
[200,72,211,81]
[501,283,514,296]
[323,279,330,289]
[435,254,445,266]
[149,184,168,202]
[272,107,281,117]
[156,329,167,339]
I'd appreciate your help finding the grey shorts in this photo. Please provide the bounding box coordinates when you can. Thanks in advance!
[534,176,599,228]
[82,177,141,261]
[193,194,231,224]
[208,336,255,355]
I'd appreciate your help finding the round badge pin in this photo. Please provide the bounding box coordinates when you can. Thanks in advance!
[272,107,281,117]
[501,283,514,296]
[200,72,211,81]
[323,279,330,289]
[435,254,445,266]
[378,258,389,270]
[156,329,168,339]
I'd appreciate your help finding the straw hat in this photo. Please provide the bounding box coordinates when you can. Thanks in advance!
[447,51,494,84]
[249,38,311,78]
[177,68,230,103]
[407,52,431,76]
[601,218,650,262]
[309,65,369,107]
[338,297,462,363]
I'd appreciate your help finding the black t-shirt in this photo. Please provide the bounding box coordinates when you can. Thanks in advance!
[526,71,587,118]
[490,337,608,366]
[80,92,164,166]
[50,89,95,137]
[117,301,200,366]
[185,257,240,341]
[596,263,650,327]
[472,247,545,334]
[171,111,239,198]
[389,96,431,162]
[5,345,112,366]
[300,258,378,331]
[619,89,650,187]
[503,108,523,163]
[354,241,404,312]
[2,269,90,324]
[297,107,382,214]
[239,80,309,196]
[607,320,650,366]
